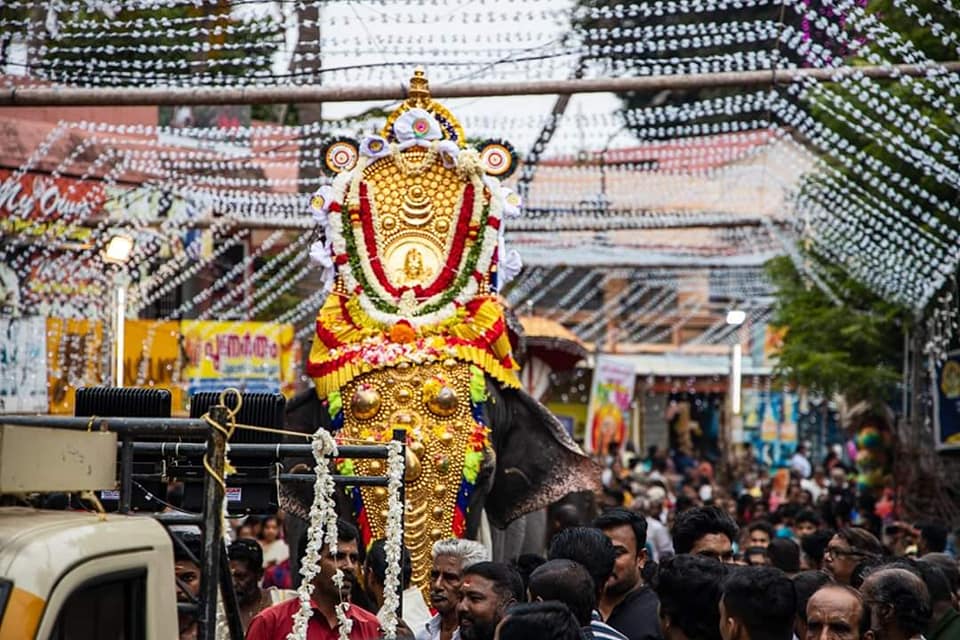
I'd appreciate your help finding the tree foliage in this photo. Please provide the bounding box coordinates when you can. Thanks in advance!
[765,255,907,402]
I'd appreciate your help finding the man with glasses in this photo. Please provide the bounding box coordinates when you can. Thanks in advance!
[671,506,739,563]
[823,529,883,585]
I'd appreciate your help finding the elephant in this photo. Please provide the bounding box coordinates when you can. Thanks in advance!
[279,375,600,587]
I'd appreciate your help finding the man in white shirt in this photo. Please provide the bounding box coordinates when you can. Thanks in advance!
[790,444,812,479]
[416,538,490,640]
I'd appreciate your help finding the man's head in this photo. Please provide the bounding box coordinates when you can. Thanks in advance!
[457,561,525,640]
[823,529,882,585]
[748,521,775,548]
[793,571,835,640]
[364,538,413,609]
[914,560,952,620]
[805,585,871,640]
[860,567,931,640]
[915,522,948,555]
[511,554,546,596]
[495,601,581,640]
[228,538,264,605]
[173,532,203,631]
[429,538,490,616]
[593,507,649,598]
[795,511,822,540]
[547,526,616,600]
[746,546,771,566]
[297,518,361,603]
[655,554,727,640]
[174,532,203,600]
[802,530,836,572]
[768,539,801,575]
[672,506,739,562]
[920,553,960,605]
[719,567,797,640]
[528,559,596,627]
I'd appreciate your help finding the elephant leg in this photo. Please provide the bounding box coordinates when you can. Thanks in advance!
[519,508,548,557]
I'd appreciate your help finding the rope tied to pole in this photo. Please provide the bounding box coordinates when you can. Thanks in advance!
[200,387,243,491]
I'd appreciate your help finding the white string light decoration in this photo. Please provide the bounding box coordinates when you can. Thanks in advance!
[1,0,958,394]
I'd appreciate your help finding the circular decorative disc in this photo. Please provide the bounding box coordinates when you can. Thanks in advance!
[478,140,517,178]
[425,385,458,417]
[323,139,360,174]
[412,117,432,138]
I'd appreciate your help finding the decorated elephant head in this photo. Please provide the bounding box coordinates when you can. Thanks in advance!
[281,69,599,590]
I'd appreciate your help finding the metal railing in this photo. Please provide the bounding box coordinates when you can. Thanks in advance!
[2,413,405,640]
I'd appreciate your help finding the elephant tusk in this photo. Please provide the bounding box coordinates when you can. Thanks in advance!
[503,467,532,488]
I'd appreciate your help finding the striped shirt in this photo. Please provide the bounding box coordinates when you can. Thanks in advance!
[585,611,630,640]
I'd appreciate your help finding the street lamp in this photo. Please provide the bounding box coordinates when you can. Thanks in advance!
[726,309,746,326]
[104,234,134,386]
[726,309,745,415]
[103,234,134,265]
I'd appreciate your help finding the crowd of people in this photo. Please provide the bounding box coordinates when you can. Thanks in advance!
[171,442,960,640]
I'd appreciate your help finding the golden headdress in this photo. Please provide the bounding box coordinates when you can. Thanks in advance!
[306,68,524,396]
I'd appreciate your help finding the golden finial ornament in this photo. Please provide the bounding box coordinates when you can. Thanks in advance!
[406,67,432,108]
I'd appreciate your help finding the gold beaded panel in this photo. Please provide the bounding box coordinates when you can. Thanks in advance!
[341,360,477,592]
[359,150,472,290]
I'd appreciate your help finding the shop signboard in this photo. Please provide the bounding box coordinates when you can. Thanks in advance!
[181,321,294,395]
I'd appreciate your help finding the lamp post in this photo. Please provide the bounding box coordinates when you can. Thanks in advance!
[103,234,134,387]
[726,309,746,415]
[719,309,746,484]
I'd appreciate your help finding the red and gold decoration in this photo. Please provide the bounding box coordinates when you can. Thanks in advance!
[306,68,525,589]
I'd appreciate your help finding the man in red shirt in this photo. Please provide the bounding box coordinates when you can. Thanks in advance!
[246,519,381,640]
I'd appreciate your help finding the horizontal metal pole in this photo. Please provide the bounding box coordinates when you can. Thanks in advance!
[2,62,957,107]
[2,414,209,436]
[129,442,390,458]
[154,512,204,527]
[132,472,388,486]
[223,473,388,486]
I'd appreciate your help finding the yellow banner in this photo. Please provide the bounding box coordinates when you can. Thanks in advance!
[47,318,104,415]
[180,320,294,395]
[123,320,184,411]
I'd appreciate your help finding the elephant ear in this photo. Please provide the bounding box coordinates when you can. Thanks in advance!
[483,383,601,529]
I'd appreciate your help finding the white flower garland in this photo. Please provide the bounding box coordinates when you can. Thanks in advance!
[379,440,405,640]
[288,428,351,640]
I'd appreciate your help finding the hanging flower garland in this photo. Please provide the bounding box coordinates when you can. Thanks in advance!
[288,428,352,640]
[379,439,405,640]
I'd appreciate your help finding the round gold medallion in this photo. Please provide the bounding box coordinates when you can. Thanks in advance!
[425,385,458,417]
[351,385,382,420]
